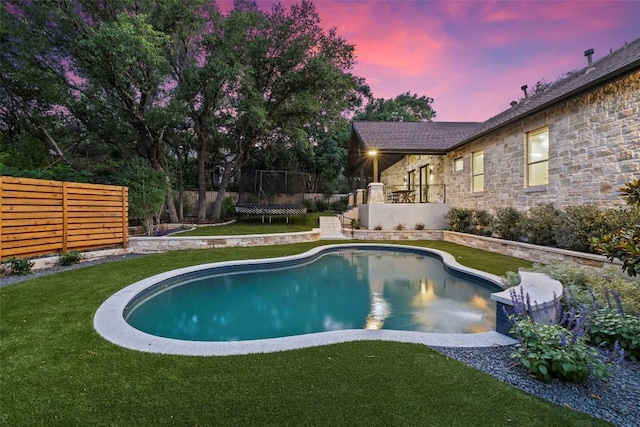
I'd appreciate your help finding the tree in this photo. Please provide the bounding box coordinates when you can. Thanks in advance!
[204,0,365,220]
[354,91,436,122]
[2,0,366,223]
[592,180,640,277]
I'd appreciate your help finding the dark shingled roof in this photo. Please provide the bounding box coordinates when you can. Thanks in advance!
[347,37,640,176]
[351,121,482,153]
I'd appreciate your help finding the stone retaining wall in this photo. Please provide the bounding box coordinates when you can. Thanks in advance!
[128,230,321,252]
[440,231,618,269]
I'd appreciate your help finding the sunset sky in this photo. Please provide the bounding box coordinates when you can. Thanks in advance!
[220,0,640,122]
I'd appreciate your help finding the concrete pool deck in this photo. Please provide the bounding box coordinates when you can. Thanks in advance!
[94,244,517,355]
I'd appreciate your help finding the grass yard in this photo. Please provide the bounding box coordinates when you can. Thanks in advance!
[0,241,611,426]
[174,212,330,236]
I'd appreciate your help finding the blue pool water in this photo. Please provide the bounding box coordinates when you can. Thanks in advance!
[124,248,499,341]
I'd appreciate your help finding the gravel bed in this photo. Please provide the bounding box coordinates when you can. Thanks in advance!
[0,253,147,288]
[2,255,638,426]
[433,345,640,427]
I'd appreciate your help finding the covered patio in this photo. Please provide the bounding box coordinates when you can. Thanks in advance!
[344,121,480,229]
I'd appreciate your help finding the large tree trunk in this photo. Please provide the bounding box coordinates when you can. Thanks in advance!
[164,176,179,223]
[196,132,208,223]
[210,166,234,221]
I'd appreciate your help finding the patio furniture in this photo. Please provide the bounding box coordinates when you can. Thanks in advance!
[391,190,415,203]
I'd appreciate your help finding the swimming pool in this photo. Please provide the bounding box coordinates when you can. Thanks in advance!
[94,244,516,355]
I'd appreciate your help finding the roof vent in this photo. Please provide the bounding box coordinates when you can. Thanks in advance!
[584,48,594,66]
[510,101,518,108]
[521,85,528,98]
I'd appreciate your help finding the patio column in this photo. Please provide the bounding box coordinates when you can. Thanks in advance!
[367,149,379,183]
[367,182,385,204]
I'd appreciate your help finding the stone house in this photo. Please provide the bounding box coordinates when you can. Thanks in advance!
[346,39,640,229]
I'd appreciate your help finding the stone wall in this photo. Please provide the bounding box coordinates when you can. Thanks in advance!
[444,70,640,211]
[379,71,640,213]
[129,230,321,252]
[381,154,446,203]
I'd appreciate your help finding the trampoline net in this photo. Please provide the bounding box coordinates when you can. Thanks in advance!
[237,170,309,206]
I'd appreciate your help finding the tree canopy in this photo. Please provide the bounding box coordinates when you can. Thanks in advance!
[354,91,436,122]
[1,0,368,221]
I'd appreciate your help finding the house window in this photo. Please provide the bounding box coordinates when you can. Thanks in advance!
[454,157,463,172]
[408,170,416,191]
[472,150,484,193]
[527,127,549,187]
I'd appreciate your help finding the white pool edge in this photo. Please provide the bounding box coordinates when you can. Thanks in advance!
[93,243,517,356]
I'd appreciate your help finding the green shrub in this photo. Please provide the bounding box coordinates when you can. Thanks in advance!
[518,262,640,314]
[493,207,524,241]
[220,197,236,220]
[592,180,640,277]
[304,199,317,213]
[330,198,348,213]
[415,223,425,230]
[315,199,327,212]
[395,223,405,231]
[471,209,494,236]
[5,257,34,276]
[589,308,640,361]
[350,218,361,229]
[522,203,562,246]
[510,318,610,382]
[374,224,383,230]
[445,207,473,232]
[58,250,84,266]
[556,204,618,253]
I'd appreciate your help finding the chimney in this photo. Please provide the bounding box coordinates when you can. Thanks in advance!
[521,85,528,98]
[584,48,594,66]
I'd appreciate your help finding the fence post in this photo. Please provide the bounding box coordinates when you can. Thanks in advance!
[62,181,68,253]
[122,186,128,248]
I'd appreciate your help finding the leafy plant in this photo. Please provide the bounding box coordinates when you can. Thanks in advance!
[510,318,609,382]
[471,209,494,236]
[589,308,640,361]
[220,197,237,220]
[522,203,562,246]
[508,287,622,383]
[304,198,317,213]
[444,207,473,232]
[592,180,640,276]
[395,223,405,231]
[315,199,327,212]
[350,218,360,229]
[58,251,84,266]
[415,223,425,230]
[493,207,524,241]
[5,257,34,276]
[119,157,166,236]
[374,224,383,230]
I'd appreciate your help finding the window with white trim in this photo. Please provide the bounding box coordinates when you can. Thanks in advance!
[454,157,463,172]
[527,127,549,187]
[472,150,484,192]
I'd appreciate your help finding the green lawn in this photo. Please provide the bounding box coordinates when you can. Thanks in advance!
[173,212,330,236]
[0,242,610,426]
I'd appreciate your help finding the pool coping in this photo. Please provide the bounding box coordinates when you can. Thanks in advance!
[93,243,517,356]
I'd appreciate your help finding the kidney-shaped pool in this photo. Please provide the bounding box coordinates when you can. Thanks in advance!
[94,244,515,355]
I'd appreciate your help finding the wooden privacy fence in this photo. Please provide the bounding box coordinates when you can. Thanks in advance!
[0,176,128,260]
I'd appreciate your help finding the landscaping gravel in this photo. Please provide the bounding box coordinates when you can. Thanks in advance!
[433,345,640,427]
[2,255,638,426]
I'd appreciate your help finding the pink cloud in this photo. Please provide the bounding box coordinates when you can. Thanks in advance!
[206,0,640,121]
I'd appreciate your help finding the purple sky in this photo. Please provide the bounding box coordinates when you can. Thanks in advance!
[220,0,640,122]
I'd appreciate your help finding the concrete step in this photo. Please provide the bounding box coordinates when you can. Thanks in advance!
[319,216,348,240]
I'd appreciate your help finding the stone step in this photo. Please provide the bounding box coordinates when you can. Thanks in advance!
[319,216,348,240]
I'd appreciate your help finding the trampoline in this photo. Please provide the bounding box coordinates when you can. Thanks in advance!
[235,170,308,223]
